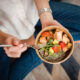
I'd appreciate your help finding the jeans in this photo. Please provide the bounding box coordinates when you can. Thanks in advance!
[0,1,80,80]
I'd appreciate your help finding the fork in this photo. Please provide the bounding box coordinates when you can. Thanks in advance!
[0,43,45,49]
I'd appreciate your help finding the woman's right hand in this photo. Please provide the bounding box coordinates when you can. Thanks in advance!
[2,34,27,58]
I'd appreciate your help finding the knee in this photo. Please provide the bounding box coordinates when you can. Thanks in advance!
[27,48,43,63]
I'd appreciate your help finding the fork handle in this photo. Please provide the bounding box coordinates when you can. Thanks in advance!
[0,45,13,47]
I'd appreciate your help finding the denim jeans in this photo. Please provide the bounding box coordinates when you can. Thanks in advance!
[0,1,80,80]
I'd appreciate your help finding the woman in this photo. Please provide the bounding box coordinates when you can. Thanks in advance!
[0,0,80,80]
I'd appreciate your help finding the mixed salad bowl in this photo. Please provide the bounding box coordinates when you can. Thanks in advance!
[35,26,74,64]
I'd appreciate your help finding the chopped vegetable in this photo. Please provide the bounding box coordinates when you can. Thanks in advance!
[53,54,57,58]
[59,41,66,49]
[53,39,59,45]
[39,47,45,53]
[52,46,58,53]
[41,32,51,37]
[58,46,61,53]
[49,47,54,56]
[44,51,49,56]
[48,39,54,44]
[63,47,68,52]
[67,43,72,49]
[40,37,47,44]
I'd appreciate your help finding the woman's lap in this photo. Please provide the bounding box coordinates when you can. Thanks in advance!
[0,48,42,80]
[0,1,80,80]
[0,48,11,80]
[9,48,42,80]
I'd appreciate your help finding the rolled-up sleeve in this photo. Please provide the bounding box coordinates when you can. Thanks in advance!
[0,0,39,39]
[0,10,8,33]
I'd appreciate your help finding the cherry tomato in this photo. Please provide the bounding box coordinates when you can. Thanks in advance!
[41,32,51,37]
[59,41,66,49]
[52,46,58,53]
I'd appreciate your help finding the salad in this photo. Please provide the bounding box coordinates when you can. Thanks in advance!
[38,29,72,62]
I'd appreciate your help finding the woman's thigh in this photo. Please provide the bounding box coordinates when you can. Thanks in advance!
[9,48,42,80]
[0,48,11,80]
[49,1,80,79]
[50,1,80,41]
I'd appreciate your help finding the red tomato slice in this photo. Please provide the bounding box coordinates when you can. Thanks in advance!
[41,32,51,37]
[59,41,66,49]
[52,46,58,53]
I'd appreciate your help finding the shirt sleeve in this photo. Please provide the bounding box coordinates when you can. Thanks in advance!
[0,10,8,33]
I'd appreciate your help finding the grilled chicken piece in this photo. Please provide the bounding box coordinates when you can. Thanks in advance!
[54,29,63,41]
[63,47,68,52]
[62,34,70,44]
[40,37,47,45]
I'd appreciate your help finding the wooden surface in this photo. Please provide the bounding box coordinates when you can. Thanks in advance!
[52,64,70,80]
[62,0,80,6]
[73,44,80,65]
[78,70,80,80]
[24,64,52,80]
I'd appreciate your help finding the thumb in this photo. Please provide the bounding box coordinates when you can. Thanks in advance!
[42,24,47,29]
[12,38,20,46]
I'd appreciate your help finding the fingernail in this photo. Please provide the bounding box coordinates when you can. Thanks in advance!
[19,44,23,48]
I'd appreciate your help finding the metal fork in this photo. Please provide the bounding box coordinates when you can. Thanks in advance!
[0,43,45,49]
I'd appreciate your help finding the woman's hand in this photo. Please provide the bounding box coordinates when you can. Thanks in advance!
[3,34,27,58]
[40,12,64,29]
[34,0,63,28]
[21,34,35,47]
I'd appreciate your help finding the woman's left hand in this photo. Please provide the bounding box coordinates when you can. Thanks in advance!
[40,12,64,29]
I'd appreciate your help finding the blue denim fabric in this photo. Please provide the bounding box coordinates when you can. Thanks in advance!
[9,48,42,80]
[0,48,11,80]
[50,2,80,41]
[0,1,80,80]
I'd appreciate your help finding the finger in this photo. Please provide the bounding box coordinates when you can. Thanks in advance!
[42,24,47,27]
[4,37,12,45]
[3,47,8,53]
[4,47,22,58]
[20,47,27,52]
[11,52,21,58]
[4,47,7,50]
[8,44,23,52]
[7,52,21,58]
[4,48,10,57]
[51,20,69,31]
[4,48,22,58]
[51,20,63,27]
[4,37,20,47]
[12,38,20,46]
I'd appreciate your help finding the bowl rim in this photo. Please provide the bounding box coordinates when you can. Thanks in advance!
[35,26,74,64]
